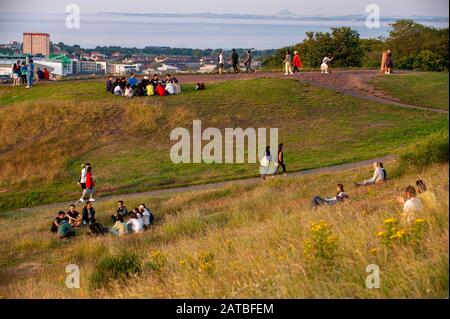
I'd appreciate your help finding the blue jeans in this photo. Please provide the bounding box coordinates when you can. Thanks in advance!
[27,73,33,87]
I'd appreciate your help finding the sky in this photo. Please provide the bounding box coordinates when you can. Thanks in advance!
[0,0,448,16]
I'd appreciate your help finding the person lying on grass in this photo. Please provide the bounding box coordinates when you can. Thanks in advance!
[397,185,424,224]
[312,183,349,207]
[354,162,385,187]
[58,217,76,239]
[88,218,109,237]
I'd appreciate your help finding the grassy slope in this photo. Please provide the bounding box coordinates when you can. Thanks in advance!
[0,162,447,298]
[0,77,448,212]
[372,72,449,110]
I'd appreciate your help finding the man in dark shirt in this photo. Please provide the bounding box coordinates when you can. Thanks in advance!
[111,200,129,222]
[150,74,160,89]
[67,204,81,227]
[231,49,240,73]
[51,211,66,233]
[82,202,96,225]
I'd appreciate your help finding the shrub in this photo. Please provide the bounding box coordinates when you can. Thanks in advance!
[413,50,446,72]
[304,220,338,268]
[377,217,428,248]
[397,131,449,174]
[144,250,168,273]
[90,251,142,289]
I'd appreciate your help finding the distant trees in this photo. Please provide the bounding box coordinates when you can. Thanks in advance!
[263,20,449,72]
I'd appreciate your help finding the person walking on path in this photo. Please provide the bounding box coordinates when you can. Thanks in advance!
[244,50,255,74]
[218,51,225,75]
[231,49,240,73]
[273,143,287,177]
[284,51,293,76]
[25,58,35,88]
[293,51,303,74]
[85,166,96,202]
[384,49,394,75]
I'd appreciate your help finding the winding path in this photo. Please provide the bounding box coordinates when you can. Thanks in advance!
[8,155,395,214]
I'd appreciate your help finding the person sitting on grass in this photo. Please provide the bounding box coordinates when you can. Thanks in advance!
[106,75,114,92]
[138,204,155,229]
[312,184,349,207]
[125,84,134,98]
[111,200,129,223]
[58,217,76,239]
[195,82,206,91]
[128,73,138,88]
[88,217,109,236]
[110,214,128,236]
[416,180,438,211]
[397,185,424,224]
[354,162,385,187]
[51,211,66,233]
[150,74,159,89]
[113,80,123,96]
[164,74,173,84]
[136,83,144,96]
[165,81,176,95]
[141,75,150,87]
[173,78,181,94]
[126,212,144,234]
[156,82,166,96]
[67,204,81,228]
[82,201,96,225]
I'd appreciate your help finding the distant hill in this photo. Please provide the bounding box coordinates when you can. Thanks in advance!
[277,9,296,17]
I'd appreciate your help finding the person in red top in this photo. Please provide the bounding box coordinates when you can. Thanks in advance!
[156,82,166,96]
[293,51,303,74]
[43,68,50,80]
[85,166,96,202]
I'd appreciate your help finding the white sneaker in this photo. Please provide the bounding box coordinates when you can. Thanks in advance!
[89,198,96,202]
[25,86,30,89]
[289,72,294,75]
[79,198,85,203]
[284,73,289,76]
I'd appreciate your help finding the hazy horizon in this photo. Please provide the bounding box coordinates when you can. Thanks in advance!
[0,0,448,17]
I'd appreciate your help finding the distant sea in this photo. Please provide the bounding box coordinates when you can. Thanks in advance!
[0,12,448,49]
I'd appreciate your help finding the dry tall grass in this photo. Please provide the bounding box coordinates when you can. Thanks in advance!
[0,162,447,298]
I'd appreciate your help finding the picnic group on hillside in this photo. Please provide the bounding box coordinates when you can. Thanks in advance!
[50,200,155,239]
[107,73,184,98]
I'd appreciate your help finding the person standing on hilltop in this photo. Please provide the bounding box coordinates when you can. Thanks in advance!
[244,49,255,74]
[384,49,393,75]
[283,50,293,76]
[293,51,303,74]
[231,49,240,73]
[25,58,34,89]
[218,51,225,75]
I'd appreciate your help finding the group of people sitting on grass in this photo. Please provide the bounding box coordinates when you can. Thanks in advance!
[50,200,155,239]
[107,73,182,98]
[311,161,437,223]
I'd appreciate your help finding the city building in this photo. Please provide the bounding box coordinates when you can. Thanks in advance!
[22,32,50,57]
[72,60,106,75]
[107,63,143,75]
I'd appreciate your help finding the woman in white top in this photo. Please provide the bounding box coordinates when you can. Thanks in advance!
[218,51,225,75]
[321,56,333,74]
[397,185,424,224]
[355,162,385,187]
[126,212,144,233]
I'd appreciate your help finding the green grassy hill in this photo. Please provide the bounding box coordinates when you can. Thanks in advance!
[0,76,448,212]
[0,161,447,298]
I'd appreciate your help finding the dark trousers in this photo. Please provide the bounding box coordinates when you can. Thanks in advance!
[274,162,286,175]
[312,196,326,207]
[293,66,301,73]
[233,64,239,73]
